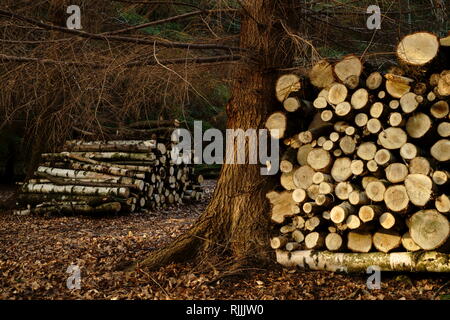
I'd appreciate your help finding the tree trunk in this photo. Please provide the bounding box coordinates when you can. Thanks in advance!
[135,1,295,270]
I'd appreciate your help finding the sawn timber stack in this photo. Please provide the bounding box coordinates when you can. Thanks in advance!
[14,138,203,215]
[267,31,450,272]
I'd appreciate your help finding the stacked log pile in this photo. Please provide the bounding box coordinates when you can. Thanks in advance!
[14,137,203,215]
[267,32,450,272]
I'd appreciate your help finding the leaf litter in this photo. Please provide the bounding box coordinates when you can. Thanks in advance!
[0,180,448,300]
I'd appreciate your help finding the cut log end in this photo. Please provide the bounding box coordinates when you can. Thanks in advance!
[276,74,301,102]
[409,210,450,250]
[396,32,439,66]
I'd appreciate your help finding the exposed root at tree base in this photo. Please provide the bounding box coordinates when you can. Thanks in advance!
[125,223,206,271]
[127,215,274,273]
[128,230,274,273]
[128,164,275,272]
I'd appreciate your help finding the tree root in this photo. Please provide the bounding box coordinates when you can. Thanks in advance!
[124,217,211,271]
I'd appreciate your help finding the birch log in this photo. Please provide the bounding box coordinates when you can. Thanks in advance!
[22,183,130,198]
[276,250,450,272]
[14,202,122,216]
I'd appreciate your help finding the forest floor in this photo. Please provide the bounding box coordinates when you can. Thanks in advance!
[0,180,449,300]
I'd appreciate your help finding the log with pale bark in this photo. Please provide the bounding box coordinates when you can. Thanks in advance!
[22,183,131,198]
[16,193,135,208]
[276,250,450,272]
[14,202,122,216]
[42,151,158,162]
[35,172,144,191]
[16,136,203,214]
[63,142,156,153]
[64,153,153,173]
[68,161,146,179]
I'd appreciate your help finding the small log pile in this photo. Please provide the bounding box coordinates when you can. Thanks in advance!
[267,32,450,272]
[14,137,203,215]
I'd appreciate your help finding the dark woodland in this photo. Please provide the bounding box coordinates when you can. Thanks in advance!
[0,0,449,301]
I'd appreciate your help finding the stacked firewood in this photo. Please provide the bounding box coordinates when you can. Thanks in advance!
[267,32,450,261]
[14,137,203,215]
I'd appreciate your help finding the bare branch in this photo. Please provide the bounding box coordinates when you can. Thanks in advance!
[105,9,238,36]
[0,53,242,68]
[129,54,243,66]
[0,53,103,68]
[111,0,202,10]
[0,38,74,44]
[0,9,244,52]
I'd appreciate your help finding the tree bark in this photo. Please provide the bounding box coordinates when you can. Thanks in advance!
[14,202,122,216]
[276,250,450,272]
[134,1,296,270]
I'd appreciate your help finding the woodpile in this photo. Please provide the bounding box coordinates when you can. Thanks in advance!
[14,136,203,215]
[268,32,450,271]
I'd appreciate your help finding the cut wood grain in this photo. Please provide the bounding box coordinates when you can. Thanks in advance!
[331,157,352,182]
[373,230,402,253]
[405,174,433,206]
[334,55,363,84]
[309,60,335,88]
[431,139,450,162]
[276,74,301,102]
[409,210,450,250]
[396,32,439,66]
[378,127,407,150]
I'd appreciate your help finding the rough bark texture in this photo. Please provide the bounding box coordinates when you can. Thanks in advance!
[277,250,450,272]
[136,1,292,270]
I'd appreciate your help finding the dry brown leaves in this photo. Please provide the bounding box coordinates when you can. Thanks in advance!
[0,180,449,300]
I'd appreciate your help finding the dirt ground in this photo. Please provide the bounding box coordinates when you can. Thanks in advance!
[0,180,449,300]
